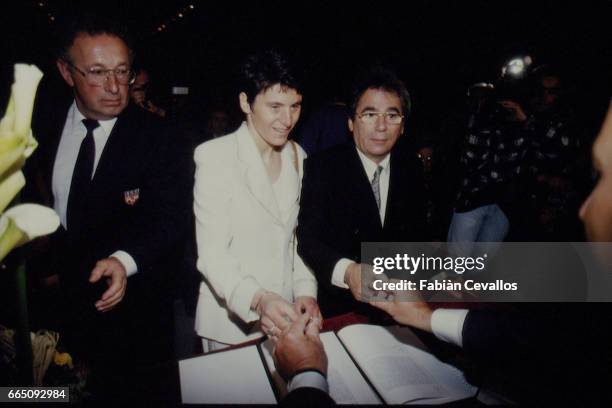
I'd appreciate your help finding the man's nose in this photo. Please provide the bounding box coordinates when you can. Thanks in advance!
[375,114,387,131]
[104,72,120,94]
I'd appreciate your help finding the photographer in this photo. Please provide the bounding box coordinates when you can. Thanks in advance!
[448,57,533,250]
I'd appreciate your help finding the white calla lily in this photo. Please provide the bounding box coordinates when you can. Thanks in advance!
[0,170,25,213]
[0,204,59,262]
[0,64,43,179]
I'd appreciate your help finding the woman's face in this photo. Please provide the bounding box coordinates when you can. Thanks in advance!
[240,83,302,152]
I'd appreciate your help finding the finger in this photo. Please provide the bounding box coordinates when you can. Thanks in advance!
[261,316,274,332]
[305,316,321,340]
[96,278,126,308]
[279,303,299,325]
[96,285,124,311]
[100,272,122,301]
[97,294,121,312]
[89,262,107,283]
[270,310,290,331]
[289,312,311,336]
[96,282,125,310]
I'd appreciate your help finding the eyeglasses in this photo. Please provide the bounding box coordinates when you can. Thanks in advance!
[65,60,135,86]
[357,111,404,125]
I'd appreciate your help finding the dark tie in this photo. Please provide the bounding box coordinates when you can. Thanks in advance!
[66,119,99,230]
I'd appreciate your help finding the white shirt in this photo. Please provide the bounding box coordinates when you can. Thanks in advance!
[51,102,137,276]
[331,149,391,289]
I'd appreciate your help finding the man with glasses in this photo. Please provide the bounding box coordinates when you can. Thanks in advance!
[25,15,192,402]
[297,66,426,318]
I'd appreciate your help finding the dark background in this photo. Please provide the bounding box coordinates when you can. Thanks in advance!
[1,0,611,135]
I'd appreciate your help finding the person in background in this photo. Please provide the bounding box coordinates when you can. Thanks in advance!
[129,68,166,117]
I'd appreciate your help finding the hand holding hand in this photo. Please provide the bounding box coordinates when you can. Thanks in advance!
[273,312,327,381]
[89,257,127,312]
[369,296,433,333]
[293,296,323,329]
[254,291,299,338]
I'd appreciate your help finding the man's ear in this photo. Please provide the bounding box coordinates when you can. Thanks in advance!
[56,59,75,87]
[348,117,354,132]
[239,92,251,115]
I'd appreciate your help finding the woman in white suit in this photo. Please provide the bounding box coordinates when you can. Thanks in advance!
[193,51,320,349]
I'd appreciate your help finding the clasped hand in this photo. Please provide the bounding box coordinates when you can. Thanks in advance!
[255,291,321,340]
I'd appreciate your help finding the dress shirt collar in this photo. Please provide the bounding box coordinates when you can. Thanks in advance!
[70,101,118,136]
[355,147,390,181]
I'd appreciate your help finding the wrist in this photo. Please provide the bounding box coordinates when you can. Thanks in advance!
[290,368,327,380]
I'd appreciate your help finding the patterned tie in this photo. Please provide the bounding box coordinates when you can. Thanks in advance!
[371,165,383,210]
[66,119,99,230]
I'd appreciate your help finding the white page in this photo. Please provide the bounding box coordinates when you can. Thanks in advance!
[179,345,276,404]
[261,332,382,404]
[337,324,477,404]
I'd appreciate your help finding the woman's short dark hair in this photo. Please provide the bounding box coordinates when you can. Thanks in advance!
[349,66,411,118]
[239,50,301,105]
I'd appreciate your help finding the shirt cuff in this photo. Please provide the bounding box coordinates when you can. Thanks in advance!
[431,308,469,348]
[111,251,138,277]
[331,258,353,289]
[288,370,329,394]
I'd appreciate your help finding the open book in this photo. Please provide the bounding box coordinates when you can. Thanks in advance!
[179,324,477,405]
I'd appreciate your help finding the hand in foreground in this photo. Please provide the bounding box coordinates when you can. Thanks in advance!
[344,263,388,302]
[255,291,299,338]
[89,257,127,312]
[369,296,434,333]
[273,312,327,381]
[293,296,323,329]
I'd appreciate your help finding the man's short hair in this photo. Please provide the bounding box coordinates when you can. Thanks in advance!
[239,50,301,105]
[57,13,134,62]
[349,66,411,118]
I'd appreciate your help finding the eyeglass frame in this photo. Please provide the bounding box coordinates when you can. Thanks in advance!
[356,110,404,125]
[63,59,136,86]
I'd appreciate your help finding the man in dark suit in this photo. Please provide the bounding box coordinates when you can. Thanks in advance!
[279,103,612,405]
[24,16,192,401]
[297,66,426,317]
[367,102,612,404]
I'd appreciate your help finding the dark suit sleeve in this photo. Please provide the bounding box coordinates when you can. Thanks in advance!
[297,156,348,289]
[281,387,336,407]
[119,121,194,274]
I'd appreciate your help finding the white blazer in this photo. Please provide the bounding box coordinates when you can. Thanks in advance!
[193,122,317,344]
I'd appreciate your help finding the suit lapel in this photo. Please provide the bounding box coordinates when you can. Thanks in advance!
[235,123,283,225]
[347,147,383,232]
[384,153,397,230]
